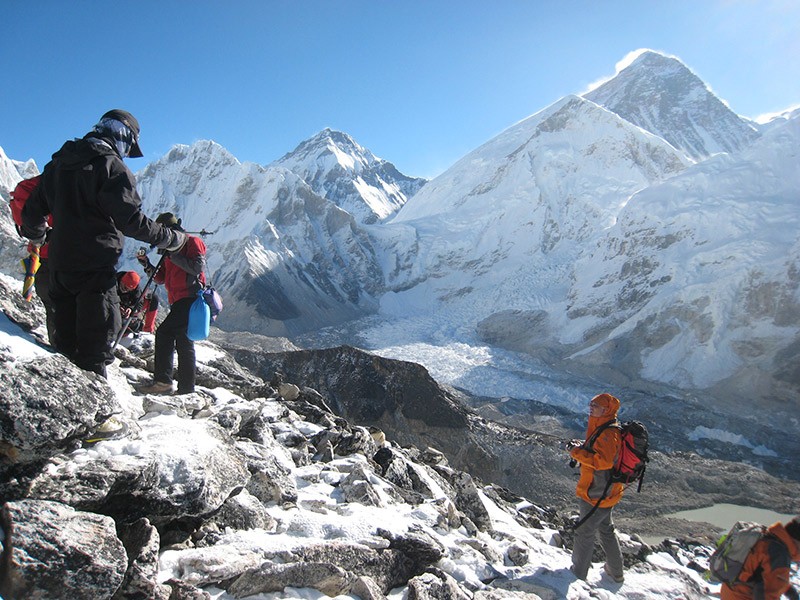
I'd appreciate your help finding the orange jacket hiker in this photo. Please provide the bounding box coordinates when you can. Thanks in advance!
[720,519,800,600]
[569,393,624,509]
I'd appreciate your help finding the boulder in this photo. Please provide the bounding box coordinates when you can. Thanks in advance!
[27,415,250,524]
[2,499,127,600]
[0,354,119,464]
[115,517,171,600]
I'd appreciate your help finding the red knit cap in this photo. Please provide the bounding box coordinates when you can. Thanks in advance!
[120,271,140,291]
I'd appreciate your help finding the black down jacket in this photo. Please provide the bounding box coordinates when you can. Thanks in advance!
[21,135,174,271]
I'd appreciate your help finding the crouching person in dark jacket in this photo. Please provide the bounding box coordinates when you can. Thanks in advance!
[21,110,186,377]
[137,213,206,395]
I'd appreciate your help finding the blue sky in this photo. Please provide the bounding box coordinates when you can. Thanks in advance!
[3,0,799,179]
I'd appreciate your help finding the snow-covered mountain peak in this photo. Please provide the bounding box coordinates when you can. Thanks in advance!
[139,140,240,178]
[0,145,38,195]
[273,129,426,224]
[584,49,759,160]
[617,49,688,78]
[392,93,690,226]
[281,127,376,174]
[380,92,692,318]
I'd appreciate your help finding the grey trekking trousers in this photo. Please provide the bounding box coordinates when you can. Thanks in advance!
[571,499,624,580]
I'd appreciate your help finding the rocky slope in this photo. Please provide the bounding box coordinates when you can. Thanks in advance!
[214,342,800,522]
[1,273,797,599]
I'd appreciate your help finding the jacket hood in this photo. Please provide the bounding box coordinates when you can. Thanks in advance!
[770,522,800,561]
[51,137,118,170]
[588,393,620,430]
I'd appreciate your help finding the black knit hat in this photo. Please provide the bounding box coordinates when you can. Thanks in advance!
[155,212,183,231]
[786,516,800,541]
[100,109,142,158]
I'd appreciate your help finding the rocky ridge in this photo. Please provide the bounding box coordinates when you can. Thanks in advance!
[0,273,786,600]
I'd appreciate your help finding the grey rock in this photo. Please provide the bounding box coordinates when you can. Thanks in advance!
[278,382,300,401]
[28,417,250,524]
[335,425,378,458]
[210,488,275,531]
[341,465,383,507]
[350,575,388,600]
[451,472,493,532]
[378,528,445,583]
[406,568,471,600]
[3,499,127,600]
[506,542,530,566]
[227,560,353,598]
[0,354,119,463]
[114,518,171,600]
[163,578,212,599]
[237,438,298,506]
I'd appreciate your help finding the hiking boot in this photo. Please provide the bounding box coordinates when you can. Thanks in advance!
[138,380,174,395]
[603,563,624,583]
[84,416,129,444]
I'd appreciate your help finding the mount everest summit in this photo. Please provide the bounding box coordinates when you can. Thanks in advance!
[583,50,760,160]
[1,49,798,460]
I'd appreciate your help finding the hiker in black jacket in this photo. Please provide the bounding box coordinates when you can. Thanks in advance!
[21,109,186,377]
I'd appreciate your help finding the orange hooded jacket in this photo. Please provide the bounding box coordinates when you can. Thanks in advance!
[569,393,624,508]
[720,521,800,600]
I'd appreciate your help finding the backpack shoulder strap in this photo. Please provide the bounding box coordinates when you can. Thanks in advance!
[584,419,621,451]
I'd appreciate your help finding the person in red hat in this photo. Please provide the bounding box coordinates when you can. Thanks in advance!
[115,271,158,341]
[20,110,186,377]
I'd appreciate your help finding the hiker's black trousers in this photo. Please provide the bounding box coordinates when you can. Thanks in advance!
[153,297,196,393]
[35,259,56,346]
[49,268,120,377]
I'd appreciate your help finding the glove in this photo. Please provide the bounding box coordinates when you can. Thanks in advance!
[564,439,583,451]
[26,226,50,247]
[161,230,188,254]
[27,235,46,247]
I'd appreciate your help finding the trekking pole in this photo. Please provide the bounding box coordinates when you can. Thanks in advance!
[112,251,168,349]
[183,229,215,237]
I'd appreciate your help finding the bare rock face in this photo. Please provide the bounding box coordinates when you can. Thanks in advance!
[26,416,251,525]
[115,518,172,600]
[2,499,127,600]
[0,354,119,464]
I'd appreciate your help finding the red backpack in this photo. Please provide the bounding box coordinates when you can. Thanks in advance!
[571,419,650,530]
[586,419,650,490]
[9,176,51,258]
[9,176,41,232]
